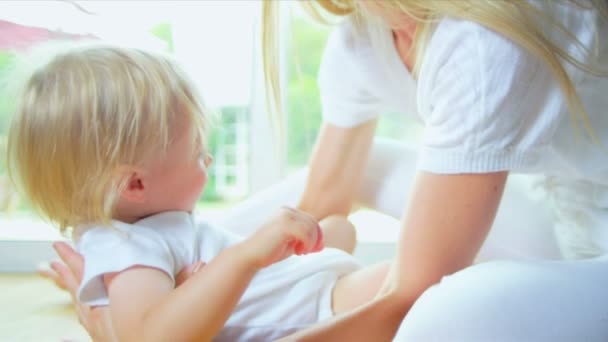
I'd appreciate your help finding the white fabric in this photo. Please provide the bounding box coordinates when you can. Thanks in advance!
[319,1,606,178]
[318,1,608,259]
[393,255,608,341]
[214,139,561,261]
[258,1,608,339]
[212,141,608,341]
[75,211,360,341]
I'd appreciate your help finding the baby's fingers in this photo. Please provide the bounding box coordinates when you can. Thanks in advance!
[279,207,323,255]
[292,222,322,255]
[312,225,324,252]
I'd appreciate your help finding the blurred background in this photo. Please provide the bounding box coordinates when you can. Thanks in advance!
[0,3,414,339]
[0,1,334,265]
[0,0,418,263]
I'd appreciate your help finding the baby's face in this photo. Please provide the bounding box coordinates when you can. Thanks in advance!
[144,128,211,214]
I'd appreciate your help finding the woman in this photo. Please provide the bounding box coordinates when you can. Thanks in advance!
[47,0,608,340]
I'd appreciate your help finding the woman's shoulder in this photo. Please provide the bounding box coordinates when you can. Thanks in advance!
[320,16,403,88]
[423,17,532,72]
[418,16,549,105]
[318,16,400,127]
[326,16,370,51]
[422,2,600,76]
[321,16,381,69]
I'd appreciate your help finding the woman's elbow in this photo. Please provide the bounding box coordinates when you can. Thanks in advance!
[376,276,431,318]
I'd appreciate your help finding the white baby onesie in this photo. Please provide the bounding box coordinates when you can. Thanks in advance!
[75,211,360,341]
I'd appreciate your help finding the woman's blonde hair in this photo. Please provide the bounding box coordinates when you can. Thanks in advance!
[7,42,210,231]
[263,0,608,141]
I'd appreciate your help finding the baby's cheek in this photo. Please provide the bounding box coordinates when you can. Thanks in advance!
[198,166,208,191]
[200,172,208,190]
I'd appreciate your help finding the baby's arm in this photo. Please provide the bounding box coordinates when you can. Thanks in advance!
[104,243,259,342]
[103,207,322,342]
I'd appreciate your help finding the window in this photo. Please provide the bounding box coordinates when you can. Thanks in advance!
[0,1,414,271]
[284,6,423,173]
[0,1,279,271]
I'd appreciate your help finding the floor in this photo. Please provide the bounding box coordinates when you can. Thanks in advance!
[0,274,89,342]
[1,246,396,342]
[0,210,399,341]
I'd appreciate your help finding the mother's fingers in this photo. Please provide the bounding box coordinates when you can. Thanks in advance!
[53,241,84,281]
[50,261,81,299]
[37,262,68,290]
[52,241,85,300]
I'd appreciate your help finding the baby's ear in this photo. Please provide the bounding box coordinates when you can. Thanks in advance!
[204,154,213,167]
[119,168,147,203]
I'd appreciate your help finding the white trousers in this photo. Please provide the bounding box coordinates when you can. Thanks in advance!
[394,254,608,341]
[211,139,608,341]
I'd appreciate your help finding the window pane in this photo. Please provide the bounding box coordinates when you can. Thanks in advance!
[0,2,268,259]
[284,8,423,173]
[286,10,330,171]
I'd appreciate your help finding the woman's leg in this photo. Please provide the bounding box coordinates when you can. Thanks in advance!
[394,256,608,341]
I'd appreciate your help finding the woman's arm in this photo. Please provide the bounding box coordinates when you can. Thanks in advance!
[283,171,508,341]
[388,171,507,300]
[298,120,378,219]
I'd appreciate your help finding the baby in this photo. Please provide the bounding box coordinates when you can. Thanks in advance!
[7,43,388,341]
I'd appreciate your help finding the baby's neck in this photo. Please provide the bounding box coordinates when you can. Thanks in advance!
[113,203,159,224]
[114,208,192,224]
[113,212,143,224]
[114,197,194,224]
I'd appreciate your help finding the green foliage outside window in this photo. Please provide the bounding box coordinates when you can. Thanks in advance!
[285,14,423,165]
[0,51,18,212]
[150,22,174,52]
[0,52,14,134]
[286,16,330,169]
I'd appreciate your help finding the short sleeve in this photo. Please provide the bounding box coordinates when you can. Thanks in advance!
[416,19,564,174]
[318,19,383,127]
[76,227,175,306]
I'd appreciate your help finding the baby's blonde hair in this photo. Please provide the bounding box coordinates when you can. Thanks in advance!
[7,42,210,231]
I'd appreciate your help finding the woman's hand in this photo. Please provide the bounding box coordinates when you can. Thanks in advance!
[38,242,117,342]
[244,206,324,268]
[39,242,205,341]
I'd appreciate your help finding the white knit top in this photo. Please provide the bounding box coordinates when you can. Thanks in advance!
[318,1,608,258]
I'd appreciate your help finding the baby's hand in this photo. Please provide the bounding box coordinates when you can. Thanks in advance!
[245,207,324,268]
